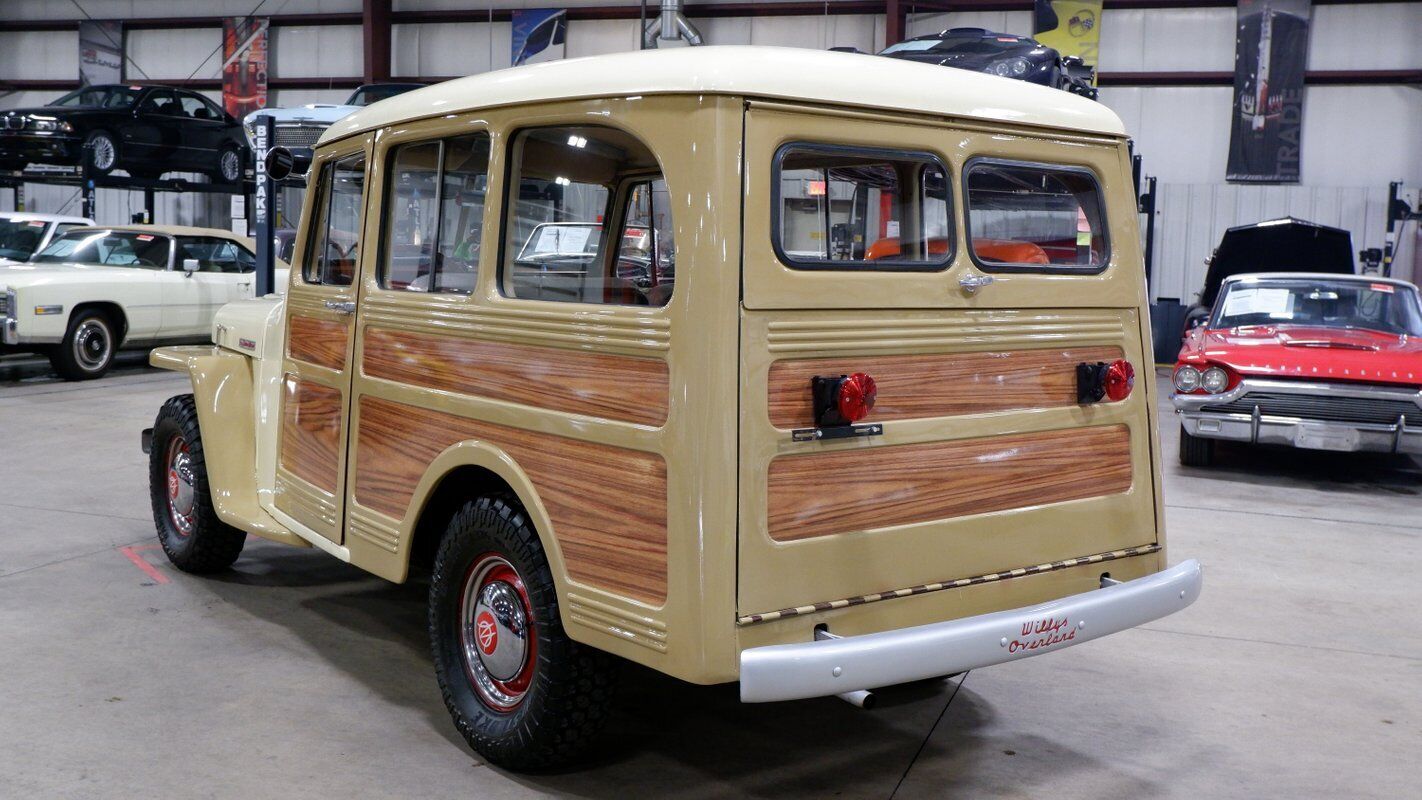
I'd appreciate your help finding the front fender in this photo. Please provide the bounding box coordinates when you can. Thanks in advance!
[150,345,309,549]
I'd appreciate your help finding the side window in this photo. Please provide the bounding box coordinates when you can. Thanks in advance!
[502,126,673,307]
[775,144,952,271]
[176,237,238,272]
[964,160,1108,273]
[139,90,178,116]
[304,153,366,287]
[179,94,214,120]
[381,133,490,293]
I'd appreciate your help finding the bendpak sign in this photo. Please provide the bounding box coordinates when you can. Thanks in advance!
[1227,0,1312,183]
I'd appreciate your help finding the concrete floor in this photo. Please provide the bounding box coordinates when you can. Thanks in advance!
[1,362,1418,799]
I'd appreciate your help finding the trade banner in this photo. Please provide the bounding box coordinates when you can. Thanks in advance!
[1033,1,1103,76]
[1227,0,1312,183]
[221,17,269,119]
[512,9,567,67]
[78,20,123,87]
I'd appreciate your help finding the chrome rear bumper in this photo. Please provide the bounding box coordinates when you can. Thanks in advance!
[739,559,1202,703]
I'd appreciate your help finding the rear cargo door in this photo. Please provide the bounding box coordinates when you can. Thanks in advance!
[737,102,1161,620]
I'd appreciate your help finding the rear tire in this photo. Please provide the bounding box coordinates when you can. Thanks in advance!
[429,496,616,771]
[1178,425,1216,467]
[148,394,246,573]
[212,144,243,184]
[49,309,116,380]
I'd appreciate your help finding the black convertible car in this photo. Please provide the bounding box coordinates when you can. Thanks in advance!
[0,84,246,183]
[876,28,1097,99]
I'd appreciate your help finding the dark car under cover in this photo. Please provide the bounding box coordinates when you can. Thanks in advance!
[877,28,1097,98]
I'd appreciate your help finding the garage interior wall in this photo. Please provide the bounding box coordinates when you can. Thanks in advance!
[0,1,1417,292]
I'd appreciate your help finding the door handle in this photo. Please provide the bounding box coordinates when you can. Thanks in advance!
[323,299,356,315]
[958,273,994,295]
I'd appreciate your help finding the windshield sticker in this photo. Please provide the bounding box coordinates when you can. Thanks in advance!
[1223,287,1294,319]
[1370,283,1395,294]
[136,234,154,241]
[26,221,45,227]
[532,225,593,255]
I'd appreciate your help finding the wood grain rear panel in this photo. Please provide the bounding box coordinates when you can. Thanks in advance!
[362,328,669,426]
[767,425,1133,542]
[355,397,668,604]
[288,315,348,371]
[767,346,1124,428]
[279,375,343,492]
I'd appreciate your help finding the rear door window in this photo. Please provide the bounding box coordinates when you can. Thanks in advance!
[964,160,1108,273]
[774,144,952,271]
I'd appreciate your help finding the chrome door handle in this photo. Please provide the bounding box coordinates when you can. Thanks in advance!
[959,273,994,295]
[323,299,356,315]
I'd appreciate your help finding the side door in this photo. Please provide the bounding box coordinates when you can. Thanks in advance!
[273,144,369,544]
[177,92,226,170]
[121,89,178,164]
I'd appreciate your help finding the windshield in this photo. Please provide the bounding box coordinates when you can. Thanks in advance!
[32,230,170,268]
[0,219,50,260]
[50,86,143,109]
[1212,279,1422,336]
[345,84,419,106]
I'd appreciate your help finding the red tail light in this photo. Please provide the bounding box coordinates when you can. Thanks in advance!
[1104,359,1134,402]
[836,372,877,423]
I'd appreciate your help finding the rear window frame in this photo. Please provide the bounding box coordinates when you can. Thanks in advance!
[771,141,955,273]
[962,156,1111,276]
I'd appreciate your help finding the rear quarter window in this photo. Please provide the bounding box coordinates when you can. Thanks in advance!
[964,159,1108,274]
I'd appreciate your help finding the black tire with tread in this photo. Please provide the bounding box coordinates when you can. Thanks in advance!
[49,308,116,380]
[1178,424,1216,467]
[429,497,616,771]
[148,394,247,573]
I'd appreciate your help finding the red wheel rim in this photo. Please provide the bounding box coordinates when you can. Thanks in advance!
[458,553,537,711]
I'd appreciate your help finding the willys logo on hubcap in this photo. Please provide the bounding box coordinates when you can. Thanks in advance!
[475,611,498,655]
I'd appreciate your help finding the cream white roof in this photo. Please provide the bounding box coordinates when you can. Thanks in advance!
[322,46,1125,145]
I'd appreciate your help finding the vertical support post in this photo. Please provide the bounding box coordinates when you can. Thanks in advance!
[143,187,155,224]
[12,182,23,213]
[885,0,906,47]
[1383,180,1400,278]
[1142,176,1158,293]
[254,115,275,297]
[82,180,96,222]
[363,0,392,83]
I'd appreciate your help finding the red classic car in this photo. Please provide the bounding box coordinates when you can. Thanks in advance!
[1172,273,1422,466]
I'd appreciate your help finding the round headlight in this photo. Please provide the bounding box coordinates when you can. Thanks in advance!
[1202,366,1229,394]
[1173,365,1201,393]
[1009,57,1029,76]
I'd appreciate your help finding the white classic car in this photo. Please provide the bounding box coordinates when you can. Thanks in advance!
[242,83,423,150]
[0,224,288,379]
[0,212,94,264]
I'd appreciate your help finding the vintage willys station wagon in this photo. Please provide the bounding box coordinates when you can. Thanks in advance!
[141,47,1201,769]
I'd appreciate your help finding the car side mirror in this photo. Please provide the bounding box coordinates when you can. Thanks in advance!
[182,258,199,276]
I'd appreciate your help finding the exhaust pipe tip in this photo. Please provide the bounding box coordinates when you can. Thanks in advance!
[836,689,877,710]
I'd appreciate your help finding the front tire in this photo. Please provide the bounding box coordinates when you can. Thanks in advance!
[84,130,118,175]
[429,497,616,771]
[1179,424,1216,467]
[148,394,246,573]
[49,309,116,380]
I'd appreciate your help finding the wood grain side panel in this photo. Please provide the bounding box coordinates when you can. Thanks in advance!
[278,375,343,492]
[767,346,1125,428]
[355,397,668,604]
[288,315,348,371]
[767,425,1133,542]
[363,328,670,426]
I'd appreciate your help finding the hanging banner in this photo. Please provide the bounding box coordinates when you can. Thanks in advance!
[1033,1,1103,76]
[1227,0,1312,183]
[221,17,269,119]
[512,9,567,67]
[78,20,123,87]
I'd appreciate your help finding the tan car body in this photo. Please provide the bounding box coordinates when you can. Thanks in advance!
[151,47,1187,688]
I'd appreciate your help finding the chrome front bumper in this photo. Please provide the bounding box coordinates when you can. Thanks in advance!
[739,559,1202,703]
[1174,378,1422,455]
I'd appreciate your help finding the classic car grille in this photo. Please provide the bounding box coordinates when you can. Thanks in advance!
[273,124,328,148]
[1202,391,1421,427]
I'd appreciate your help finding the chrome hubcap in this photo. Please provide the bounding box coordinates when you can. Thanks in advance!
[73,319,111,371]
[459,554,535,710]
[90,136,115,169]
[166,437,196,536]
